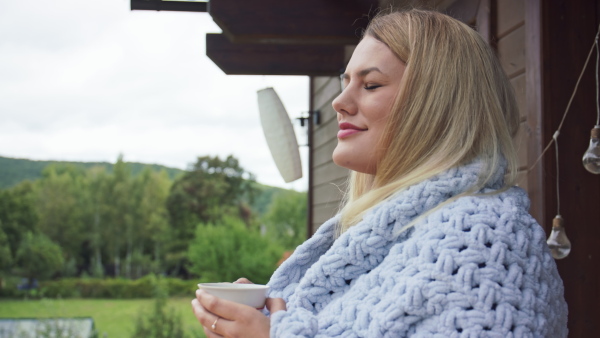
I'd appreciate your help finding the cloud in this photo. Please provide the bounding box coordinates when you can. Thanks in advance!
[0,0,311,189]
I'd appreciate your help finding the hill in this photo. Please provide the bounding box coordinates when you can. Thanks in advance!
[0,156,185,190]
[0,156,295,216]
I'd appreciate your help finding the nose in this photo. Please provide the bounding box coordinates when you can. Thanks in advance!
[332,86,357,117]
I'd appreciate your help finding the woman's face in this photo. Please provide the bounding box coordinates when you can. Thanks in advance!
[332,36,406,175]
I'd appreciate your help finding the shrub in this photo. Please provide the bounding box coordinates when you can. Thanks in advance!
[187,216,284,284]
[132,296,186,338]
[14,232,64,282]
[131,277,201,338]
[15,275,199,299]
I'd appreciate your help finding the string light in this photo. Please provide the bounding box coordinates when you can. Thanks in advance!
[528,23,600,173]
[582,126,600,173]
[528,23,600,259]
[582,36,600,174]
[546,133,571,259]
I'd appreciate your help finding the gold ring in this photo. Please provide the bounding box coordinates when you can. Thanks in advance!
[211,317,219,331]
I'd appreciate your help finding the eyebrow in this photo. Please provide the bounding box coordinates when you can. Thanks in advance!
[340,67,383,80]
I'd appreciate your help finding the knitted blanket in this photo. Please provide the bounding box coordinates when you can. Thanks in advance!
[267,161,568,337]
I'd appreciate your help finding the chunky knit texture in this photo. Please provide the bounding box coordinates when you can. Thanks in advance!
[267,161,568,337]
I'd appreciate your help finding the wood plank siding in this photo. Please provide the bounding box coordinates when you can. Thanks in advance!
[310,76,348,233]
[495,1,530,197]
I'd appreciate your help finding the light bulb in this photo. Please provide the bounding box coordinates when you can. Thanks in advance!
[582,125,600,174]
[546,215,571,259]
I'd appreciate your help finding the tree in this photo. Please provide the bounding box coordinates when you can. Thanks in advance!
[128,169,171,277]
[0,181,38,260]
[35,164,89,271]
[14,232,64,282]
[262,191,307,249]
[167,155,256,227]
[187,216,283,284]
[166,155,257,276]
[0,226,13,275]
[86,166,111,278]
[99,155,135,277]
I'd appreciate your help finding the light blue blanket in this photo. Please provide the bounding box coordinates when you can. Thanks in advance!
[268,160,568,337]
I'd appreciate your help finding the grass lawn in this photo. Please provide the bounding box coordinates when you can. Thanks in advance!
[0,297,205,337]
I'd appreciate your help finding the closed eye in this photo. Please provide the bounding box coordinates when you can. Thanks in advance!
[364,85,382,90]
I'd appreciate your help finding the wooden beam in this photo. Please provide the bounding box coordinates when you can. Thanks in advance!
[444,0,480,25]
[206,34,346,75]
[208,0,378,44]
[475,0,493,46]
[308,77,315,237]
[524,0,544,228]
[131,0,207,12]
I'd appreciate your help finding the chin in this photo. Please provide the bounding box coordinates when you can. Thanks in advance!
[331,151,346,169]
[333,148,374,173]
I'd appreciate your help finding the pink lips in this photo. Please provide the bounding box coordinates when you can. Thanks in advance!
[338,122,366,139]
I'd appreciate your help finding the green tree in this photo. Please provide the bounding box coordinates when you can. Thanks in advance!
[35,164,89,272]
[187,216,283,284]
[166,155,257,276]
[262,191,307,249]
[14,231,64,282]
[0,181,38,259]
[100,155,135,277]
[0,226,13,275]
[167,155,256,227]
[127,169,171,278]
[86,166,111,278]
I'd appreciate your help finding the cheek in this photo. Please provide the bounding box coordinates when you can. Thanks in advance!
[363,98,394,126]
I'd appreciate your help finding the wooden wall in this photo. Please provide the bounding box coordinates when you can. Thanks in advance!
[496,0,529,187]
[495,1,600,335]
[309,76,348,233]
[537,1,600,336]
[470,0,600,335]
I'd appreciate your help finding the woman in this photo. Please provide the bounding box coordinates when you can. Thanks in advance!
[192,9,568,337]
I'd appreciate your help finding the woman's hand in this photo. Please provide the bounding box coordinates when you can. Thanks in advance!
[191,286,286,337]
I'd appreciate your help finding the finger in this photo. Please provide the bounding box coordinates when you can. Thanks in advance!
[191,298,213,326]
[191,298,231,335]
[234,277,253,284]
[266,298,287,313]
[204,325,224,338]
[196,289,255,321]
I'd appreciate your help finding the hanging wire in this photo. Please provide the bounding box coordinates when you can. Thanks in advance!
[528,23,600,172]
[553,131,561,215]
[597,36,600,126]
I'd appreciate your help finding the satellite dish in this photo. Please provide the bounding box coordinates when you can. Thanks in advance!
[257,87,302,183]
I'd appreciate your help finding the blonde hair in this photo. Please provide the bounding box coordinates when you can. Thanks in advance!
[337,9,520,234]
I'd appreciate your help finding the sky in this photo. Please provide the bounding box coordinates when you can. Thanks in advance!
[0,0,310,190]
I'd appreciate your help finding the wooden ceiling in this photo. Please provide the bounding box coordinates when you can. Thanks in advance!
[206,34,346,76]
[131,0,473,75]
[209,0,376,45]
[206,0,378,75]
[130,0,208,12]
